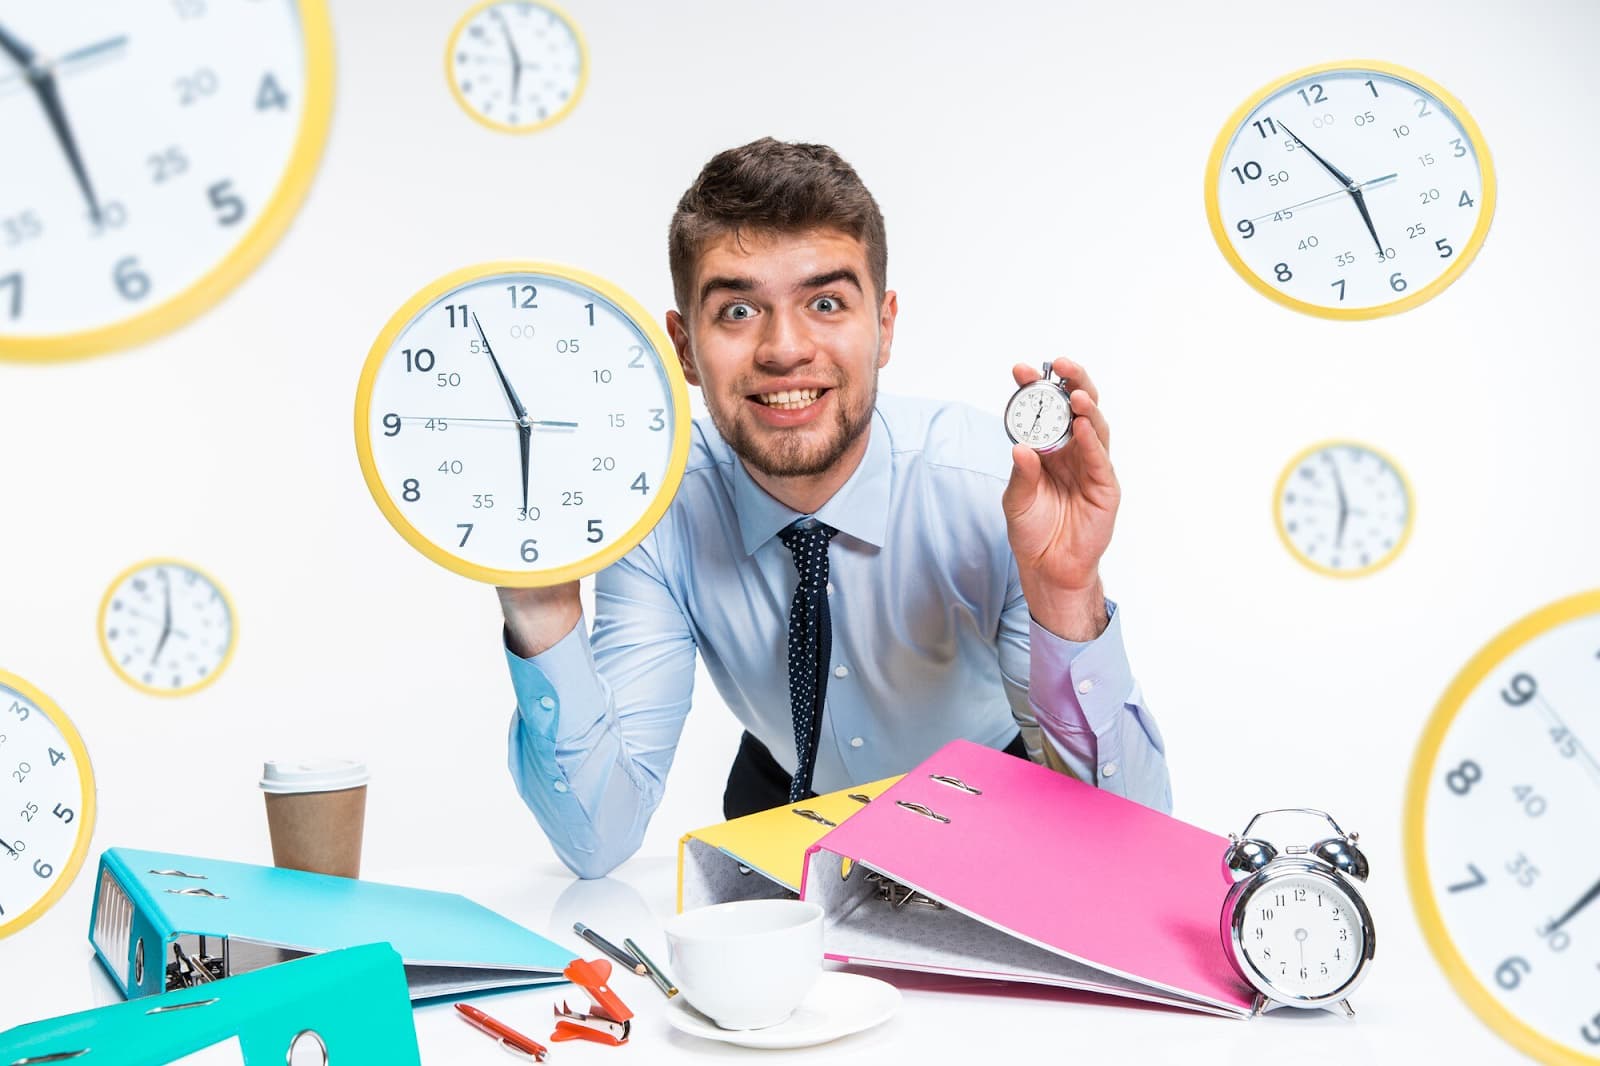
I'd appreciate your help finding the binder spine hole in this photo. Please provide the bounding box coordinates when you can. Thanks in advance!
[288,1029,329,1066]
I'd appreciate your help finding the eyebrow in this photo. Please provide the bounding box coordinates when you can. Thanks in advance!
[698,268,865,306]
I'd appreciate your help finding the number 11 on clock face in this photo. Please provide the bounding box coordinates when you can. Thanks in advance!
[355,263,691,587]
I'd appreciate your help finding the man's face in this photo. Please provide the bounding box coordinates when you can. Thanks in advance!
[667,227,896,480]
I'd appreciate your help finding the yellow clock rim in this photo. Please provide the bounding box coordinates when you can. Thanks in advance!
[0,668,97,941]
[445,0,590,135]
[1272,438,1414,579]
[97,557,239,698]
[1204,58,1497,321]
[353,260,693,588]
[0,0,336,362]
[1404,589,1600,1066]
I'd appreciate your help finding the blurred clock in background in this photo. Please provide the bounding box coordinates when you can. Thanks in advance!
[98,558,236,696]
[446,0,587,134]
[0,0,334,361]
[1274,440,1412,578]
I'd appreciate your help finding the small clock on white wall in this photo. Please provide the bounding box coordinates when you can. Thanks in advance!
[446,0,588,134]
[1274,441,1412,578]
[98,559,236,696]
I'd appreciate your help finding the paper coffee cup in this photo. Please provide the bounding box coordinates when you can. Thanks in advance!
[260,760,369,879]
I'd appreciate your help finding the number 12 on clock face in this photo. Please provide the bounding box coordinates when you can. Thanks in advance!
[354,263,691,587]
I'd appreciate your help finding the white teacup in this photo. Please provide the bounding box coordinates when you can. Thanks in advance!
[664,899,824,1030]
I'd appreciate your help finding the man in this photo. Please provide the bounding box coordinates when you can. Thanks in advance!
[498,138,1170,879]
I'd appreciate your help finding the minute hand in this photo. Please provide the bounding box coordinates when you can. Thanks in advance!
[471,313,533,515]
[1279,120,1385,256]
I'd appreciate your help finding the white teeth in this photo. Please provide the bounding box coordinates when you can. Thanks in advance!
[756,388,821,409]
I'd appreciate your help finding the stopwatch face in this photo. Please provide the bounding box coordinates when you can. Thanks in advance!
[0,0,333,359]
[355,263,691,587]
[1004,382,1072,451]
[0,671,96,940]
[99,559,236,696]
[447,0,586,134]
[1231,868,1368,1003]
[1407,590,1600,1065]
[1275,441,1412,577]
[1206,61,1493,319]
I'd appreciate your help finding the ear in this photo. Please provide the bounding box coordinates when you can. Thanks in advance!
[876,289,898,370]
[666,309,700,387]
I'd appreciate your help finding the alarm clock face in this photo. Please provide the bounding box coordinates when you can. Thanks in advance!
[355,262,692,587]
[447,0,587,134]
[1407,590,1600,1065]
[1206,61,1494,319]
[99,559,236,696]
[0,0,334,360]
[1275,441,1412,577]
[1004,380,1073,452]
[0,670,96,940]
[1231,866,1369,1004]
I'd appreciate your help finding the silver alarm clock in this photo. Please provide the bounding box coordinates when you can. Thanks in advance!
[1003,363,1074,453]
[1221,808,1376,1017]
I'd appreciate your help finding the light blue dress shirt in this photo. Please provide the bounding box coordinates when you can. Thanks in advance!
[506,394,1171,878]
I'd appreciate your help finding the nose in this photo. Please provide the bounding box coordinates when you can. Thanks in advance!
[754,305,816,370]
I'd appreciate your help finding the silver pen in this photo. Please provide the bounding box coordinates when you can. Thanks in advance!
[622,937,678,998]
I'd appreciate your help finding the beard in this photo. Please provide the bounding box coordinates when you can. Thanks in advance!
[709,367,879,480]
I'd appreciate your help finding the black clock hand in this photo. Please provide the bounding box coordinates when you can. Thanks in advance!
[151,575,174,665]
[0,835,17,857]
[1548,875,1600,934]
[471,312,533,514]
[1327,456,1350,548]
[494,9,523,101]
[0,21,104,225]
[1279,120,1385,257]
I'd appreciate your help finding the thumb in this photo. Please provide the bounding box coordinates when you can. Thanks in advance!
[1003,443,1042,520]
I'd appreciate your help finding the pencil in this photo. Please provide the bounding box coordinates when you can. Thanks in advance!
[574,922,648,976]
[623,937,678,998]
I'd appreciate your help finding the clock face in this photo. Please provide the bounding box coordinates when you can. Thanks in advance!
[355,262,692,587]
[1275,441,1412,578]
[447,0,587,134]
[99,559,236,696]
[0,670,96,940]
[1407,590,1600,1065]
[1232,868,1368,1002]
[0,0,333,361]
[1004,381,1072,451]
[1206,61,1494,319]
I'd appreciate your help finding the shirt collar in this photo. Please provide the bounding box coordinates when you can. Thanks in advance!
[733,407,891,555]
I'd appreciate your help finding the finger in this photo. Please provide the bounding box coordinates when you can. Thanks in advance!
[1068,409,1117,487]
[1002,442,1042,518]
[1070,389,1110,453]
[1011,362,1042,388]
[1050,357,1098,405]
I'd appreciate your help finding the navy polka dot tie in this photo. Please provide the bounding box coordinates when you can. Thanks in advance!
[778,519,838,803]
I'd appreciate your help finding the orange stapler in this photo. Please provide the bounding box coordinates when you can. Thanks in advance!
[551,957,634,1046]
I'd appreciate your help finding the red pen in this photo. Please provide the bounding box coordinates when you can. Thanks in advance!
[455,1002,548,1061]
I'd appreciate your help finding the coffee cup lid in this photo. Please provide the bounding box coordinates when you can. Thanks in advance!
[260,759,369,794]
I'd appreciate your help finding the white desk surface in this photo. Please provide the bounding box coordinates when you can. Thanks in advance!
[0,852,1525,1066]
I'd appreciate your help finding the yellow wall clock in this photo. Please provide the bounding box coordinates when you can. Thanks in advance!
[1206,60,1494,319]
[355,261,692,587]
[0,669,96,940]
[98,558,237,696]
[446,0,588,134]
[1406,589,1600,1065]
[1274,440,1412,578]
[0,0,335,361]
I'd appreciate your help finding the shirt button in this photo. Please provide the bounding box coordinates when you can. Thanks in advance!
[552,780,569,793]
[1077,678,1095,695]
[834,665,849,678]
[1101,762,1118,778]
[539,696,556,710]
[850,737,864,748]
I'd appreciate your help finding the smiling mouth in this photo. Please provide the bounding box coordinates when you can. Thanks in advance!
[751,387,827,411]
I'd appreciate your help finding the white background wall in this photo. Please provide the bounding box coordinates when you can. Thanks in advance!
[3,1,1597,1061]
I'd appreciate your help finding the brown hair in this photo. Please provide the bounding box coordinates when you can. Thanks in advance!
[668,138,887,313]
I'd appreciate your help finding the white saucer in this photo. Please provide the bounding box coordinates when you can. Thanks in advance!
[664,971,901,1049]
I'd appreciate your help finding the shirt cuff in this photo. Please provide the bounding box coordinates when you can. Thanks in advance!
[1029,598,1134,737]
[504,618,607,747]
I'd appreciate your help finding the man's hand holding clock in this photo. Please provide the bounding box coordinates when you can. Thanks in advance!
[1002,358,1119,643]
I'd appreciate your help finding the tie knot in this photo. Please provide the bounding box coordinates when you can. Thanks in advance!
[778,520,836,589]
